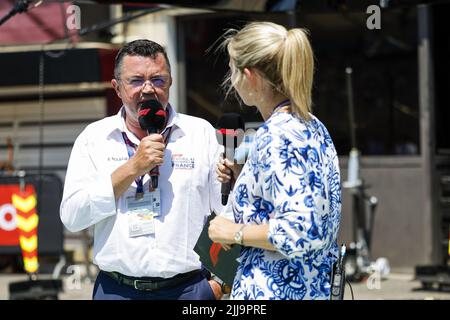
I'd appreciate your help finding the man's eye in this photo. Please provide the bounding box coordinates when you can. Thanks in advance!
[130,79,144,86]
[152,78,165,87]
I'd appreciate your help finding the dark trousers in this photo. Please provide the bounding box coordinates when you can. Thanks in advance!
[92,270,216,300]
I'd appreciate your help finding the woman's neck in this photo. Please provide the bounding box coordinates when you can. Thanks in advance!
[257,94,290,121]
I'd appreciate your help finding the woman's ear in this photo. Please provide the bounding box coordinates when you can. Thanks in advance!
[243,67,263,92]
[242,68,258,87]
[242,68,252,81]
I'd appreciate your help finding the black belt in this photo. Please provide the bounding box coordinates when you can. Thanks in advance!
[102,269,202,291]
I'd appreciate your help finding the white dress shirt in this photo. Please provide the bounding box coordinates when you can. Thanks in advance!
[60,105,223,278]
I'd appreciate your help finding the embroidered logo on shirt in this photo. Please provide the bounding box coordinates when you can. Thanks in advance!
[172,154,195,170]
[107,156,128,161]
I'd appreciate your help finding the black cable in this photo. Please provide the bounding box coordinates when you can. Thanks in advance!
[41,6,165,59]
[37,50,45,214]
[74,7,165,41]
[346,279,355,300]
[0,0,33,26]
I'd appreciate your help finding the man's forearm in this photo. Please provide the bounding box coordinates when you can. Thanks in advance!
[111,161,138,201]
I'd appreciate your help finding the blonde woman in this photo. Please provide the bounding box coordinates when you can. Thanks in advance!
[208,22,342,300]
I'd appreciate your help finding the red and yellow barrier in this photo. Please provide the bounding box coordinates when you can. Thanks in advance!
[11,186,39,274]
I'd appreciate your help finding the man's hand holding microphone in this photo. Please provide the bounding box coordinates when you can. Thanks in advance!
[130,134,164,177]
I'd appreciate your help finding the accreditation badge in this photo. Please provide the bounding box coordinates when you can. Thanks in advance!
[126,189,161,237]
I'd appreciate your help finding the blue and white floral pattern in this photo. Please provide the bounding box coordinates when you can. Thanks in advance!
[230,112,341,300]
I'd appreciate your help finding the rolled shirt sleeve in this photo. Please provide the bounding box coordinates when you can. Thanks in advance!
[60,130,117,233]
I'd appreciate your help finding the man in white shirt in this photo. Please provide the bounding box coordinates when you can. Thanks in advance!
[60,39,223,300]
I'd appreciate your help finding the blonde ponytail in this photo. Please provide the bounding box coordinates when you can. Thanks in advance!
[281,29,314,120]
[222,22,315,120]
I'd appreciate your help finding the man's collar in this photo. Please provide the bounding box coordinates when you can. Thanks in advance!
[119,108,140,145]
[164,103,183,132]
[104,107,126,139]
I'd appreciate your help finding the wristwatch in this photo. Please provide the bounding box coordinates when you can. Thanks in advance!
[234,225,245,245]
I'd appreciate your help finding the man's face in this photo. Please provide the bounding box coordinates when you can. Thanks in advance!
[112,53,172,123]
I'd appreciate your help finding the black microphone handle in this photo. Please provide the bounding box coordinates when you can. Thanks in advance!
[221,145,235,205]
[221,182,231,205]
[147,127,159,189]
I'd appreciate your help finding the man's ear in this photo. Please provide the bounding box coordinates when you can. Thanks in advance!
[111,79,122,99]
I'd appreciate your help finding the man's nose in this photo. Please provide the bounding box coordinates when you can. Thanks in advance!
[141,81,155,94]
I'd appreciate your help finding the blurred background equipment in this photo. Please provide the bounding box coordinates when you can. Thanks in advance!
[413,3,450,292]
[0,137,14,173]
[0,171,64,299]
[0,39,119,296]
[342,66,389,282]
[415,175,450,290]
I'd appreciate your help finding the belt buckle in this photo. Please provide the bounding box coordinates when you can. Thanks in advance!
[133,279,158,291]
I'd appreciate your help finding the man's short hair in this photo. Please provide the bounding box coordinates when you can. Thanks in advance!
[114,39,171,79]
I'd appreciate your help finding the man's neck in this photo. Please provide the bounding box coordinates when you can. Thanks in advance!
[123,111,147,140]
[126,120,148,140]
